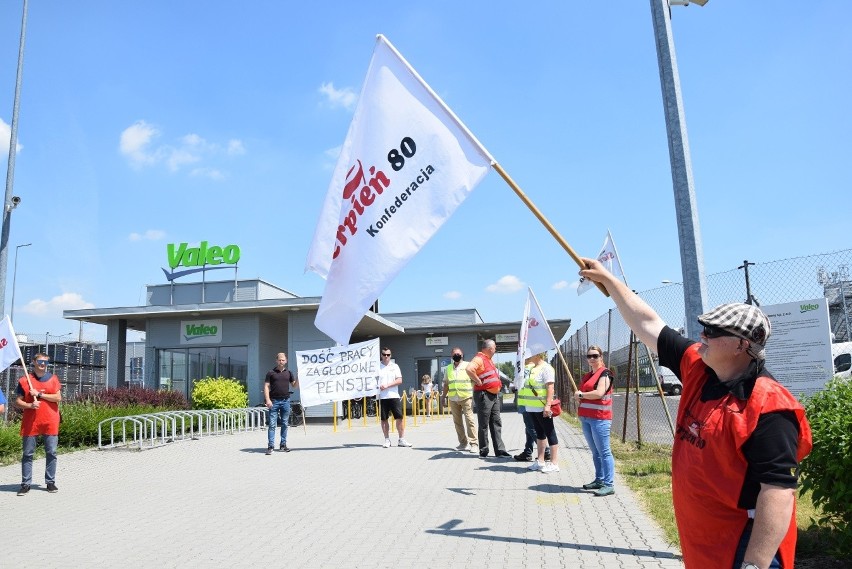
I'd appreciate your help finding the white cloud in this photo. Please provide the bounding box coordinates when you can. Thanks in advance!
[120,120,160,167]
[189,167,224,180]
[319,82,357,111]
[20,292,95,316]
[129,229,166,241]
[227,139,245,155]
[443,291,462,300]
[119,120,245,177]
[0,117,23,155]
[485,275,525,294]
[552,280,568,290]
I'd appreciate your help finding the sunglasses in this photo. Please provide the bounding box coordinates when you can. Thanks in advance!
[586,354,600,359]
[36,359,49,364]
[381,353,392,357]
[702,325,735,339]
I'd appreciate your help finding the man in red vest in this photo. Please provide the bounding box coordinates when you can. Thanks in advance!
[466,339,510,458]
[580,258,811,569]
[15,352,62,495]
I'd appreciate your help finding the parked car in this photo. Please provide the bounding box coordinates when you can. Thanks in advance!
[832,341,852,379]
[658,367,682,396]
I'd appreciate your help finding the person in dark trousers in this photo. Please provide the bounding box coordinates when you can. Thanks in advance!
[264,353,298,455]
[579,257,812,569]
[15,353,62,495]
[466,339,509,458]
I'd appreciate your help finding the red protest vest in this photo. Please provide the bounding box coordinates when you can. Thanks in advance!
[672,345,812,569]
[472,352,501,394]
[577,367,612,420]
[18,374,62,437]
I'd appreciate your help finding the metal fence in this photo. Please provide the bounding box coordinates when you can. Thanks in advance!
[557,248,852,446]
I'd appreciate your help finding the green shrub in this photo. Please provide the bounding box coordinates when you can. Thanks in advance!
[800,377,852,557]
[191,377,248,410]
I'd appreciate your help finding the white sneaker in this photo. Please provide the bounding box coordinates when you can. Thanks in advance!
[527,459,543,471]
[468,444,477,454]
[398,439,413,447]
[383,439,391,448]
[541,461,560,473]
[456,443,468,451]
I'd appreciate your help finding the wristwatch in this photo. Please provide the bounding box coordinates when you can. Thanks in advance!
[578,392,583,399]
[741,563,760,569]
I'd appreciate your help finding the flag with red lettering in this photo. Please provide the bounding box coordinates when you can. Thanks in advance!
[515,288,558,390]
[0,316,25,373]
[305,35,493,345]
[577,229,626,295]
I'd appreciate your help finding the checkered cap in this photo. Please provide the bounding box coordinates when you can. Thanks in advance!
[698,303,771,360]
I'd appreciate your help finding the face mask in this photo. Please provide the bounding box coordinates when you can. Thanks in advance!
[452,354,462,362]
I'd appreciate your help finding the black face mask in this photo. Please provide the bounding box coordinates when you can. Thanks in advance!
[452,354,462,362]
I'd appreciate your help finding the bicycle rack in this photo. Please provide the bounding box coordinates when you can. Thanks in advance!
[97,407,269,450]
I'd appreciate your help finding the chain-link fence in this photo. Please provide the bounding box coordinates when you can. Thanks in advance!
[557,248,852,446]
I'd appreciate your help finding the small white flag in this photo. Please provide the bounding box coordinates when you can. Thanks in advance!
[0,316,25,374]
[515,288,558,390]
[305,35,493,345]
[577,229,626,295]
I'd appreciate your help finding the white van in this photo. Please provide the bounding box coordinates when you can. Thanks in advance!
[657,366,683,396]
[831,342,852,379]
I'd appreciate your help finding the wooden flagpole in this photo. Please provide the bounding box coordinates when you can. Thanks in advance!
[491,162,609,298]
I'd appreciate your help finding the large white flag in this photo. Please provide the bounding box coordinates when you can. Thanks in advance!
[305,35,493,345]
[577,229,626,295]
[0,316,25,374]
[515,288,558,390]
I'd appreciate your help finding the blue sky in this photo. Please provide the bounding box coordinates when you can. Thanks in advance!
[0,1,849,344]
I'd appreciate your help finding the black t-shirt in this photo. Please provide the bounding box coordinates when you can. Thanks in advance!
[657,326,800,508]
[265,368,296,400]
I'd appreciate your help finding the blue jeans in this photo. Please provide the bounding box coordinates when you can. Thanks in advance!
[267,399,291,448]
[580,417,614,486]
[22,434,58,485]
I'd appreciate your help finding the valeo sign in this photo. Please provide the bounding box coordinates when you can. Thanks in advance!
[163,241,241,281]
[180,319,222,345]
[168,241,240,269]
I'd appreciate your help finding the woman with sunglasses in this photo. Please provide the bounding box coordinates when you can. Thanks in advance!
[575,346,615,496]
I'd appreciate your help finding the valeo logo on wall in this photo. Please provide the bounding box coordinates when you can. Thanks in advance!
[181,319,223,345]
[163,241,241,281]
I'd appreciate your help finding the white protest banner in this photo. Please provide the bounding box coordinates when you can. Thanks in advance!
[305,35,493,345]
[515,288,558,390]
[296,338,382,407]
[0,316,25,373]
[578,230,626,295]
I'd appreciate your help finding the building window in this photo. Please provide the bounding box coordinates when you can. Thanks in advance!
[157,346,248,398]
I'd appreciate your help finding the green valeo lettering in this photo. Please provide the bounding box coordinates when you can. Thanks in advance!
[167,241,240,269]
[185,324,218,336]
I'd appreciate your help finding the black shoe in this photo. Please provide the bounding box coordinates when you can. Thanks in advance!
[495,451,512,458]
[479,450,489,457]
[17,484,30,496]
[582,479,604,490]
[279,444,291,453]
[514,452,533,462]
[544,450,552,462]
[46,483,58,493]
[265,447,273,456]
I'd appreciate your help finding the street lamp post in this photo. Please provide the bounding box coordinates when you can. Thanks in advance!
[649,0,710,340]
[0,0,30,319]
[10,242,31,323]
